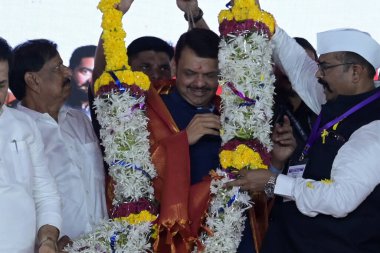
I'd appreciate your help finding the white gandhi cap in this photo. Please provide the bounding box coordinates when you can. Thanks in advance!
[317,28,380,69]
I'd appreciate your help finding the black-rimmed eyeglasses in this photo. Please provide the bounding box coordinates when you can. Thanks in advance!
[317,62,356,76]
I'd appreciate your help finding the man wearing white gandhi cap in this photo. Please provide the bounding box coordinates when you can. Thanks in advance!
[226,25,380,253]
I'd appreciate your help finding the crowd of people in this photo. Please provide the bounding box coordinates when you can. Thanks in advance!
[1,0,380,252]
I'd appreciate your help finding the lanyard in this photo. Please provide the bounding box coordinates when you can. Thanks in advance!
[300,90,380,160]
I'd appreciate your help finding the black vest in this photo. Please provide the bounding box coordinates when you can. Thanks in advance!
[262,88,380,253]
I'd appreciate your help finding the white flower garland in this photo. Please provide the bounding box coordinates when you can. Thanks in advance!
[94,92,156,204]
[67,0,275,251]
[219,33,275,149]
[197,18,275,253]
[66,89,157,252]
[67,219,154,252]
[193,170,252,252]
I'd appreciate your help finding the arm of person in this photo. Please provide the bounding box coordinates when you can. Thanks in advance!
[275,120,380,217]
[271,26,325,114]
[92,0,134,92]
[28,120,62,252]
[176,0,209,30]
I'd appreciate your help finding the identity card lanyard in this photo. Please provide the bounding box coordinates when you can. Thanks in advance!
[300,90,380,161]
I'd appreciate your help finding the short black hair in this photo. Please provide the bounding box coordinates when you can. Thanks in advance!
[0,37,13,66]
[294,37,318,60]
[69,45,96,69]
[127,36,174,63]
[10,39,58,100]
[174,28,220,64]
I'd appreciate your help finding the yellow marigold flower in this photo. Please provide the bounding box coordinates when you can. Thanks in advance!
[321,179,334,185]
[220,150,234,169]
[261,11,276,34]
[97,0,114,12]
[247,6,260,21]
[306,181,315,189]
[218,10,234,24]
[232,7,248,22]
[126,210,157,225]
[119,70,135,85]
[133,71,150,91]
[220,145,267,170]
[97,0,150,91]
[219,0,276,34]
[94,72,113,93]
[151,224,158,239]
[102,10,123,30]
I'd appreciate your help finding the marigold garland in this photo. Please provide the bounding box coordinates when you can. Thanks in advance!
[67,0,276,252]
[66,0,157,251]
[196,1,276,252]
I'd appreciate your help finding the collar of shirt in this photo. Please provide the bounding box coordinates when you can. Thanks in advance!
[16,102,71,124]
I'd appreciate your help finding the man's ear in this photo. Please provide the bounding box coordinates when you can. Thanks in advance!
[24,72,41,93]
[351,64,364,83]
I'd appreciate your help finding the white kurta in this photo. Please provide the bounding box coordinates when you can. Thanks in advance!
[17,104,108,239]
[271,26,380,218]
[0,106,62,252]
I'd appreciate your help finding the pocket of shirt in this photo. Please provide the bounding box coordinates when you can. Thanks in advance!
[8,140,33,189]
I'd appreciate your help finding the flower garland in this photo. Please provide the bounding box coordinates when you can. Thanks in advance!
[194,1,276,252]
[67,0,276,252]
[66,0,158,252]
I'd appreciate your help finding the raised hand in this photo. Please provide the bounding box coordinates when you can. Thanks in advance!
[176,0,199,14]
[186,113,221,145]
[115,0,134,14]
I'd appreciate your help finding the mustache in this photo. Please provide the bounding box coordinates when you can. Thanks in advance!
[318,78,333,92]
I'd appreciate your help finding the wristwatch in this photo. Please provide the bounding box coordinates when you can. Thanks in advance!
[264,175,278,198]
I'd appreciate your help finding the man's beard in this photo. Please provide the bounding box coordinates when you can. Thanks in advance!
[318,78,333,93]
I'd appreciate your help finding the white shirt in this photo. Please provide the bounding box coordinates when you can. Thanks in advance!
[271,27,380,218]
[0,106,61,252]
[17,104,108,239]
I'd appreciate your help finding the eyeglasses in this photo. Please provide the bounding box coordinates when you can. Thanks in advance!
[317,62,356,76]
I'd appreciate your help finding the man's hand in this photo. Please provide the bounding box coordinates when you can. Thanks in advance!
[57,235,72,253]
[37,225,59,253]
[38,239,57,253]
[115,0,134,14]
[225,169,274,192]
[271,115,296,169]
[186,113,221,145]
[176,0,199,14]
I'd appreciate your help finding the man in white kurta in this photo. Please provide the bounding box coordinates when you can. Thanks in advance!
[227,24,380,252]
[17,104,108,239]
[0,106,63,252]
[1,36,61,253]
[9,39,108,243]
